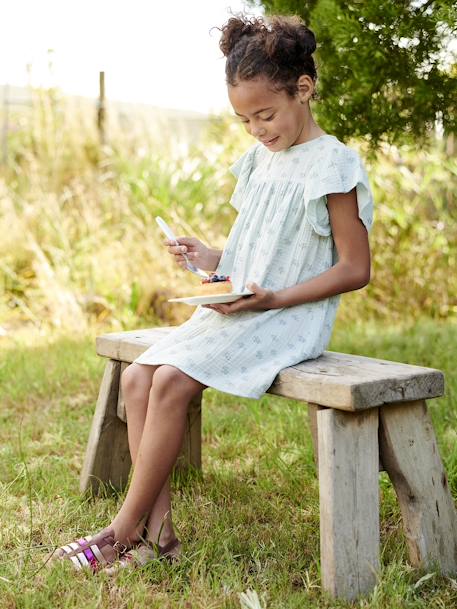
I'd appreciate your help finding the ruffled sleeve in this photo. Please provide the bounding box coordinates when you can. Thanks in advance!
[303,145,374,237]
[229,143,261,211]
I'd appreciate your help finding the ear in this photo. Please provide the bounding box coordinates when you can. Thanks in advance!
[296,75,315,103]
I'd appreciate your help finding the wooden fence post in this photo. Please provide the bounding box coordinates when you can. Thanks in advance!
[2,84,10,164]
[97,71,106,145]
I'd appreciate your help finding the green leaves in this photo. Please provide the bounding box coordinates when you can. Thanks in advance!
[250,0,457,147]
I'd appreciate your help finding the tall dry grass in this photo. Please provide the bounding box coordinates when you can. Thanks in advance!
[0,87,455,336]
[342,140,457,323]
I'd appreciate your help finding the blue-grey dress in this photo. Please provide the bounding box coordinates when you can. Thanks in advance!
[134,134,374,398]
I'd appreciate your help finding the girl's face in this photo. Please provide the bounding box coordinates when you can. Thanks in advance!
[228,75,310,152]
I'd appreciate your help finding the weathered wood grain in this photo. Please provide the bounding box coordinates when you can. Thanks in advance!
[117,361,129,422]
[96,329,444,411]
[318,408,380,600]
[379,400,457,574]
[80,360,132,494]
[307,403,324,466]
[96,328,172,362]
[175,392,202,473]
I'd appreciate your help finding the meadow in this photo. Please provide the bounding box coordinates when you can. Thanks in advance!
[0,89,456,608]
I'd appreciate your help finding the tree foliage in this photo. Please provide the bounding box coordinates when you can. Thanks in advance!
[249,0,457,146]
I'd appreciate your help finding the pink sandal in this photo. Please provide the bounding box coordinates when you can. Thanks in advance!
[51,529,129,572]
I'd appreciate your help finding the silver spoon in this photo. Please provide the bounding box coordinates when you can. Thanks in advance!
[155,216,209,280]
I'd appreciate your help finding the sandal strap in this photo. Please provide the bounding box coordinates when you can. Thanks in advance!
[69,542,90,569]
[63,530,115,558]
[158,538,180,556]
[90,543,107,566]
[60,544,85,570]
[58,529,125,571]
[142,538,180,556]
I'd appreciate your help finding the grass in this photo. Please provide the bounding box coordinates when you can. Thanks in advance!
[1,318,457,608]
[1,86,456,607]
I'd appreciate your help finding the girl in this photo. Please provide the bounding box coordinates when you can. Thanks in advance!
[52,14,373,572]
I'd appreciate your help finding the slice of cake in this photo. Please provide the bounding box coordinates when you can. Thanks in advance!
[196,274,232,295]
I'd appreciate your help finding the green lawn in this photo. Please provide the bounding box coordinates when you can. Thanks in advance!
[1,318,457,608]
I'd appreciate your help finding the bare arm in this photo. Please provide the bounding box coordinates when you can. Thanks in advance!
[206,188,370,314]
[273,188,370,307]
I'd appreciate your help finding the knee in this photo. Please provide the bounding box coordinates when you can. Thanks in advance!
[121,363,149,402]
[150,365,199,405]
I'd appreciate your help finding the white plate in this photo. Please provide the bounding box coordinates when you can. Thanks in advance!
[168,290,254,306]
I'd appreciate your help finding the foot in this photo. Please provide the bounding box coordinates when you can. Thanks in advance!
[49,526,143,572]
[102,537,182,575]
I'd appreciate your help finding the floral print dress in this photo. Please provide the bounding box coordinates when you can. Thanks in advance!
[134,134,374,398]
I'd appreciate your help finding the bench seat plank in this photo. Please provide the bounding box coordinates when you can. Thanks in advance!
[96,328,444,411]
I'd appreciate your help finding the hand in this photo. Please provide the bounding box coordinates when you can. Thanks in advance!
[164,237,217,271]
[204,282,278,315]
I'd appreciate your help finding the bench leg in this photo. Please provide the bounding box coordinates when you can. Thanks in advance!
[379,399,457,574]
[175,392,202,474]
[80,360,132,494]
[317,408,380,601]
[307,403,324,466]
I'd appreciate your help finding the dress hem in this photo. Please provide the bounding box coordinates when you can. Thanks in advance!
[133,357,265,400]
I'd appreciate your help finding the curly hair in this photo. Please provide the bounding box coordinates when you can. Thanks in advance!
[218,14,317,97]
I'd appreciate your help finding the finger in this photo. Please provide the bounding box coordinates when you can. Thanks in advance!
[164,237,193,248]
[163,236,186,245]
[212,305,227,314]
[235,294,263,311]
[162,239,183,253]
[176,236,196,246]
[220,299,246,314]
[246,282,262,293]
[227,300,248,313]
[204,304,221,313]
[169,245,188,255]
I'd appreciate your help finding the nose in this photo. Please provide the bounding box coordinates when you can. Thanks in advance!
[251,124,266,138]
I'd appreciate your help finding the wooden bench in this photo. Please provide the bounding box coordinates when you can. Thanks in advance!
[81,327,457,601]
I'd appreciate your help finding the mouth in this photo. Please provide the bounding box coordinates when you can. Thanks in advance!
[261,136,279,147]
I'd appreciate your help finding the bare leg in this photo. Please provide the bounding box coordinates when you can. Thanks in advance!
[110,364,205,546]
[121,363,176,544]
[52,364,202,568]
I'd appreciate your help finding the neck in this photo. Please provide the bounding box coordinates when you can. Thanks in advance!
[295,113,326,145]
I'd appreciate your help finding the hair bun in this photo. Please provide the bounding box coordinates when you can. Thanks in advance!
[220,14,318,94]
[266,16,316,64]
[298,24,316,55]
[219,16,266,57]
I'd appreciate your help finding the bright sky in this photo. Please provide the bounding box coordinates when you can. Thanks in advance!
[1,0,263,114]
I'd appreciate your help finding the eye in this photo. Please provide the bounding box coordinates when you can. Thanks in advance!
[262,115,275,122]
